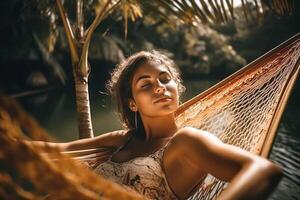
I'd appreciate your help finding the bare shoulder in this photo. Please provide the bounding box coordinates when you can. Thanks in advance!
[101,129,133,147]
[164,127,221,164]
[171,127,222,149]
[91,129,132,147]
[170,126,250,158]
[169,127,270,168]
[166,127,237,167]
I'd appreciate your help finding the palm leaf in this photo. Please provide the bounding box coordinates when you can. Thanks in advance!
[33,33,66,85]
[189,0,210,24]
[120,0,143,39]
[142,0,295,26]
[89,34,125,63]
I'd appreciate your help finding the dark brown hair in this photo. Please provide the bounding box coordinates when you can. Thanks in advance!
[106,50,185,138]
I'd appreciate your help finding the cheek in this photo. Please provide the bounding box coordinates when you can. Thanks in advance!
[132,89,152,106]
[167,81,179,95]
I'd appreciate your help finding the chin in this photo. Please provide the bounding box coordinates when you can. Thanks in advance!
[156,106,177,115]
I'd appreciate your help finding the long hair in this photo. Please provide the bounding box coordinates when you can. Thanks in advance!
[106,50,185,139]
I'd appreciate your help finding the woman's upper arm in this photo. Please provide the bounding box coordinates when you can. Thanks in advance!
[174,127,269,182]
[62,129,129,151]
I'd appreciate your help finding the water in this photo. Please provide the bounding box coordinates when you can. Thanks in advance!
[18,79,300,200]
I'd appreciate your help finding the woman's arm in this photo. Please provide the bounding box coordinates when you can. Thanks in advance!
[174,127,283,200]
[217,156,282,200]
[25,130,129,152]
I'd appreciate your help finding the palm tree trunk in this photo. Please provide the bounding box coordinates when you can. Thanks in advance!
[74,73,94,138]
[56,0,95,138]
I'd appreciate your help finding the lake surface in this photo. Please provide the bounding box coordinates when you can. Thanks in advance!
[18,79,300,200]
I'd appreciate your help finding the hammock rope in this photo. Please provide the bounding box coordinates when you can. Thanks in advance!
[69,33,300,199]
[176,33,300,199]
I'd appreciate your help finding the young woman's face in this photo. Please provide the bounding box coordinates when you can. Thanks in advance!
[129,62,179,117]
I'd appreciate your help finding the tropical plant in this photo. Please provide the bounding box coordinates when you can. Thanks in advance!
[17,0,295,138]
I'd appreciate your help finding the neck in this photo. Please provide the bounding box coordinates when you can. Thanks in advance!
[140,113,178,141]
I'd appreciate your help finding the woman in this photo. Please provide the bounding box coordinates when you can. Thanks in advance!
[32,50,282,200]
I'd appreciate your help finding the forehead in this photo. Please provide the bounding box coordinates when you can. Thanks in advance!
[132,63,169,80]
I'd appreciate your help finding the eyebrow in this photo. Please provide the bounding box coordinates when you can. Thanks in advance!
[135,71,168,84]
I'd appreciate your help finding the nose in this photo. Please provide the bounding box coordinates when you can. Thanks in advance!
[155,80,166,94]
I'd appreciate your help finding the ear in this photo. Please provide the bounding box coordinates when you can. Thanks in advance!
[128,98,138,112]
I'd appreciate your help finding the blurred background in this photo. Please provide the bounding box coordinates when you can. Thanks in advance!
[0,1,299,199]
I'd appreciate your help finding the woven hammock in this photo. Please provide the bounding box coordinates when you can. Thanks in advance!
[66,33,300,200]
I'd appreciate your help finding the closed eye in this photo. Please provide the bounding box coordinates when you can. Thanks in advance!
[160,77,171,83]
[160,74,172,83]
[141,83,151,88]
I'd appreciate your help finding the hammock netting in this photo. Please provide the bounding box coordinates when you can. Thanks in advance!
[175,33,300,199]
[0,33,299,199]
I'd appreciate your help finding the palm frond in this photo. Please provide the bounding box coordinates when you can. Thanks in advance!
[120,0,143,39]
[188,0,209,24]
[267,0,294,15]
[33,33,66,85]
[89,34,125,63]
[142,0,295,26]
[241,0,249,23]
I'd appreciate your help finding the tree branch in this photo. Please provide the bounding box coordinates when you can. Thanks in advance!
[56,0,79,66]
[78,0,121,78]
[76,0,84,40]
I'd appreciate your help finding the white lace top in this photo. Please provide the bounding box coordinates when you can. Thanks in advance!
[93,141,178,200]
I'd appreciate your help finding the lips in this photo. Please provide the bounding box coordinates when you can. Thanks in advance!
[154,96,172,103]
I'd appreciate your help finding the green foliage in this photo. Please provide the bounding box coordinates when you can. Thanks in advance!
[94,13,246,77]
[216,0,300,62]
[89,33,125,62]
[1,0,298,78]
